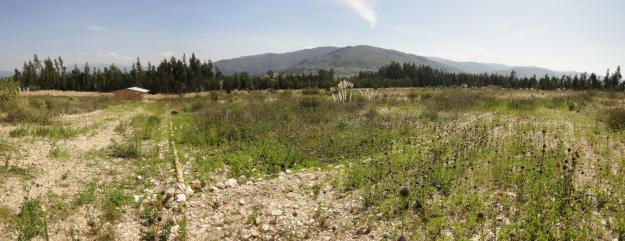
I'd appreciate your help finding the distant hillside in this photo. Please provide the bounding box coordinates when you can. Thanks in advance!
[287,45,459,76]
[428,57,577,78]
[214,45,576,78]
[215,47,340,75]
[0,70,13,78]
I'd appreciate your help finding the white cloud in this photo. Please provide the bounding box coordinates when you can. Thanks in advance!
[158,51,176,58]
[87,25,104,32]
[96,52,132,62]
[339,0,377,29]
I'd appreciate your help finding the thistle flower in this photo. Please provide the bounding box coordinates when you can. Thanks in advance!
[399,186,410,197]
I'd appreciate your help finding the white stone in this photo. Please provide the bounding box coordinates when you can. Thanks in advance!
[237,175,248,185]
[175,194,187,202]
[270,209,283,216]
[261,224,271,232]
[225,178,238,188]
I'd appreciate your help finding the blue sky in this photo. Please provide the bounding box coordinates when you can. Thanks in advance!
[1,0,623,73]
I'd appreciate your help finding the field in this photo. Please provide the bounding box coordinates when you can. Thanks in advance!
[1,88,625,240]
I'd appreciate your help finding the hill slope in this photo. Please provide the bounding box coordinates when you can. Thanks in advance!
[213,45,577,78]
[0,70,13,78]
[288,45,459,76]
[429,57,577,78]
[215,47,339,75]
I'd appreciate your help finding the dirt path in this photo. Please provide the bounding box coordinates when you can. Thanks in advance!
[0,107,144,240]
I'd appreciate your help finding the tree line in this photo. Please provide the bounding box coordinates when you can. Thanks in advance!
[353,62,623,91]
[8,54,336,93]
[4,55,623,93]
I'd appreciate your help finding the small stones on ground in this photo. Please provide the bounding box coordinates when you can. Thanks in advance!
[177,183,194,195]
[271,209,283,216]
[261,224,271,232]
[225,178,238,188]
[191,179,203,192]
[133,194,142,203]
[237,175,248,185]
[175,193,187,202]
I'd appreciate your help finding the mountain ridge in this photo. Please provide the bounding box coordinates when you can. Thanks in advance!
[214,45,578,78]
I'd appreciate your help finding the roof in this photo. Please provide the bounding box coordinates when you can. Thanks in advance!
[126,87,150,93]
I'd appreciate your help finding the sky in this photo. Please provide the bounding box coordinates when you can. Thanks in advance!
[0,0,623,73]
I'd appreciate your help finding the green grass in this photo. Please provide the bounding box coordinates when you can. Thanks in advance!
[48,144,69,159]
[0,204,13,225]
[2,88,625,240]
[73,179,98,206]
[101,181,130,222]
[146,89,625,239]
[16,198,47,241]
[130,114,162,140]
[108,137,142,159]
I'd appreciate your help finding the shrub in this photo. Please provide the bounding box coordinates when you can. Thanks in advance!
[507,99,538,111]
[49,145,69,159]
[32,126,78,139]
[299,97,320,111]
[301,88,321,95]
[73,180,98,206]
[9,127,29,137]
[420,92,433,100]
[109,138,142,159]
[17,198,46,241]
[102,183,129,222]
[407,91,418,102]
[606,107,625,131]
[131,115,162,140]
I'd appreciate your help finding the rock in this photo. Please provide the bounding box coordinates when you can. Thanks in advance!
[250,229,260,238]
[270,209,283,216]
[190,180,203,192]
[87,219,97,227]
[237,175,248,185]
[238,199,246,205]
[225,178,238,188]
[215,182,225,189]
[212,201,221,209]
[209,186,219,192]
[177,183,194,195]
[133,195,143,203]
[213,215,225,227]
[261,224,271,232]
[175,193,187,202]
[169,225,180,234]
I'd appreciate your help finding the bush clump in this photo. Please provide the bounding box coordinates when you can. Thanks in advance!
[606,107,625,131]
[299,97,320,111]
[17,198,46,241]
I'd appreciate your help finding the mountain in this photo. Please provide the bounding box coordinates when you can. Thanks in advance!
[215,47,340,75]
[428,57,577,78]
[287,45,459,76]
[0,70,13,78]
[215,45,575,77]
